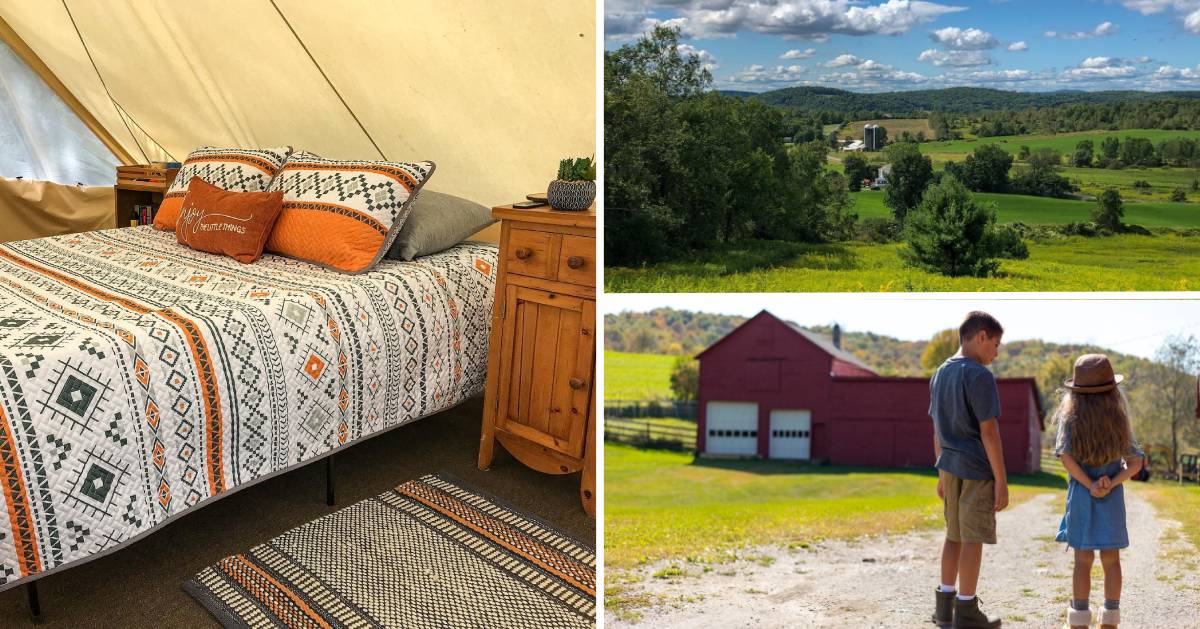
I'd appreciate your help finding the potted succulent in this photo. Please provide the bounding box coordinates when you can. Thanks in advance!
[547,156,596,211]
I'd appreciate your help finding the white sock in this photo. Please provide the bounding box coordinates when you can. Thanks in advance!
[939,584,956,593]
[956,594,975,601]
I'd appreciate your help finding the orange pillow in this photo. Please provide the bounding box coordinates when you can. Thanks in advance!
[265,152,435,273]
[175,177,284,263]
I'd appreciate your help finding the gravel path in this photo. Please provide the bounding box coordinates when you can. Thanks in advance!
[609,487,1200,627]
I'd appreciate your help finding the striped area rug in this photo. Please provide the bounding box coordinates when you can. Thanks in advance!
[184,474,595,628]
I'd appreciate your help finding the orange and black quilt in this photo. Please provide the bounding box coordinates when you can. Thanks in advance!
[0,226,496,588]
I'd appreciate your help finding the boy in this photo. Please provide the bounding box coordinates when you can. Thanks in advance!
[929,311,1008,628]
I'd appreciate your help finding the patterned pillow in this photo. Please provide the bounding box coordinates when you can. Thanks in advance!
[154,146,292,231]
[265,151,436,273]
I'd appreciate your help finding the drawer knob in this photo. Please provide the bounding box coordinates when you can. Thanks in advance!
[567,255,585,269]
[569,377,585,390]
[514,247,532,260]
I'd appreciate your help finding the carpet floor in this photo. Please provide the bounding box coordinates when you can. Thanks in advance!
[0,397,595,628]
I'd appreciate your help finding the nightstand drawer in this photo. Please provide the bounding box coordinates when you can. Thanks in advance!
[506,228,555,279]
[557,235,595,286]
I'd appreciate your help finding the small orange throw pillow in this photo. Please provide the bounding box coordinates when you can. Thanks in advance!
[175,177,284,263]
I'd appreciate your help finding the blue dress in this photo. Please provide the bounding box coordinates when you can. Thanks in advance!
[1053,419,1144,550]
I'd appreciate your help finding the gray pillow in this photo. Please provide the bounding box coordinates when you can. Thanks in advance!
[386,190,496,261]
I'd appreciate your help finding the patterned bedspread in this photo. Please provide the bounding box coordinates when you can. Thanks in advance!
[0,227,497,588]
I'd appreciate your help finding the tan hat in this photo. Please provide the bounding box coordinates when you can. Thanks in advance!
[1063,354,1124,394]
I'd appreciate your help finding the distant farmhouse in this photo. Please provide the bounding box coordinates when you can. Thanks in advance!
[872,163,891,189]
[840,139,865,152]
[694,311,1044,473]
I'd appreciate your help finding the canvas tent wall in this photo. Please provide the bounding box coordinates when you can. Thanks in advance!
[0,0,596,243]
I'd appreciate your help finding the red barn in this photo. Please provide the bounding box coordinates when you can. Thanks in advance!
[696,310,1044,474]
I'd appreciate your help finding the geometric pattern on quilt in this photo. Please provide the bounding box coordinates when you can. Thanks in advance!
[265,151,436,274]
[0,226,496,589]
[155,146,292,231]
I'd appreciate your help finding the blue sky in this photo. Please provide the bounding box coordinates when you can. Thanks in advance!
[601,294,1200,360]
[605,0,1200,92]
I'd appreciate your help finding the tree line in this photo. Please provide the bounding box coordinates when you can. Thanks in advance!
[606,27,855,265]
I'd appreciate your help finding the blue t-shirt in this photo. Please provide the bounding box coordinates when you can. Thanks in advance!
[929,355,1002,481]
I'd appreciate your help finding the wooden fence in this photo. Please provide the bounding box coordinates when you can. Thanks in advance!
[604,417,696,451]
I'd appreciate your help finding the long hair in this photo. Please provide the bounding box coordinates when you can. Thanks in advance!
[1054,388,1133,467]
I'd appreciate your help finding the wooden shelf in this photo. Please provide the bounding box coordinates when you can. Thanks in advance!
[114,165,178,228]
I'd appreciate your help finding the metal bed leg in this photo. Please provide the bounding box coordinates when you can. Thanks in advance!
[326,454,335,506]
[27,581,40,620]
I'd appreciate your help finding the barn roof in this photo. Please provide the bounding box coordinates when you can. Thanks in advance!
[782,321,877,374]
[695,310,877,375]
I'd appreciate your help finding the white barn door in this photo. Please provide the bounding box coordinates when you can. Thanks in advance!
[769,409,811,459]
[705,401,759,456]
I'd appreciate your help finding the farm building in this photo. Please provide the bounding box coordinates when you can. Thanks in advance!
[695,311,1044,474]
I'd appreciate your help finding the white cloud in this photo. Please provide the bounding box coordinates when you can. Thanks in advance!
[1080,56,1116,68]
[1187,8,1200,32]
[826,53,863,67]
[1007,40,1028,51]
[1044,21,1119,39]
[1155,63,1200,79]
[918,48,996,66]
[962,69,1033,81]
[1060,56,1140,80]
[1120,0,1200,15]
[929,26,999,49]
[780,48,817,59]
[677,44,719,71]
[726,63,809,84]
[1117,0,1200,34]
[626,0,967,41]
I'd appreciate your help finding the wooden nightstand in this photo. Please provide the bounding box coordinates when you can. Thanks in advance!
[478,201,596,517]
[114,165,178,227]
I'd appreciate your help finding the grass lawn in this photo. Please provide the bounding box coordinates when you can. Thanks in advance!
[851,189,1200,227]
[1058,166,1200,202]
[843,118,933,140]
[605,418,698,450]
[604,443,1066,569]
[1136,481,1200,554]
[920,129,1200,162]
[604,352,677,401]
[604,234,1200,292]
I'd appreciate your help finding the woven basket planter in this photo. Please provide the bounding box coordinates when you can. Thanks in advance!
[547,179,595,211]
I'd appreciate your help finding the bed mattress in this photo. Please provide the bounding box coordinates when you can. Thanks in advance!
[0,226,497,588]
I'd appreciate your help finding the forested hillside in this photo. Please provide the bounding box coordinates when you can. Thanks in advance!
[753,86,1200,116]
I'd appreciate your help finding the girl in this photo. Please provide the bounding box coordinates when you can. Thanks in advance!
[1052,354,1143,629]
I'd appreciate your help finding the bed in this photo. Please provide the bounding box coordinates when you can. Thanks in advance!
[0,226,497,591]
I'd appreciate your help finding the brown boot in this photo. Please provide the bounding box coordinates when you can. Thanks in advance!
[932,588,955,626]
[953,596,1001,628]
[1099,607,1119,629]
[1063,605,1091,629]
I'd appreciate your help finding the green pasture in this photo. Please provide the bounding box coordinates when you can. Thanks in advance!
[920,128,1200,161]
[604,352,677,401]
[843,118,933,139]
[604,443,1066,569]
[604,234,1200,292]
[1058,166,1200,202]
[851,190,1200,227]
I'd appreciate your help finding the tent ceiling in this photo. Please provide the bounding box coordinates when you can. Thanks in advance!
[0,1,596,205]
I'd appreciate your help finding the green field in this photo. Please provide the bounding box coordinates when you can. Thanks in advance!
[920,128,1200,161]
[844,118,934,140]
[604,234,1200,292]
[604,352,676,401]
[851,189,1200,227]
[605,443,1065,569]
[1059,165,1200,202]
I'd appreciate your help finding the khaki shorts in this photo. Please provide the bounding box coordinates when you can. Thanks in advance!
[942,471,997,544]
